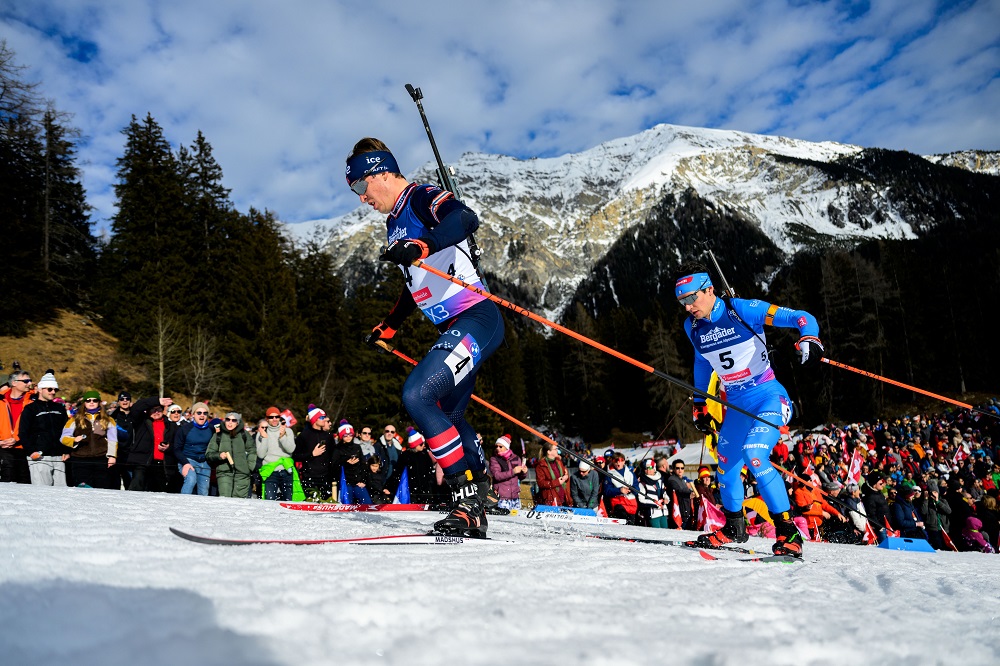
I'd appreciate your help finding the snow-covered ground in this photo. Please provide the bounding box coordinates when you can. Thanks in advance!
[2,484,998,666]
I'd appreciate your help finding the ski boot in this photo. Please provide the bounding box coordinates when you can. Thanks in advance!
[687,509,749,549]
[772,512,804,558]
[433,473,488,538]
[471,470,509,515]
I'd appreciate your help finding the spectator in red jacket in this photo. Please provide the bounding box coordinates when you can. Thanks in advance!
[535,442,571,506]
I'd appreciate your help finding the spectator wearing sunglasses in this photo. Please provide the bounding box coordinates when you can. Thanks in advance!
[18,371,69,486]
[61,390,119,489]
[256,406,301,501]
[379,424,401,479]
[293,404,335,501]
[1,368,35,484]
[125,395,178,492]
[207,412,257,498]
[108,391,135,490]
[350,138,504,538]
[174,401,218,495]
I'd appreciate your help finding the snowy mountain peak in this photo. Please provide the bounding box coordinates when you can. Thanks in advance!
[298,123,995,320]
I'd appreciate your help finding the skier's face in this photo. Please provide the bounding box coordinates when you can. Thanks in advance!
[678,285,715,319]
[357,172,396,214]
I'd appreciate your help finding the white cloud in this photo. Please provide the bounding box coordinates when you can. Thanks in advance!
[3,0,997,229]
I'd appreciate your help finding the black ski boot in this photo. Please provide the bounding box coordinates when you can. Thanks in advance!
[772,512,804,558]
[471,470,507,515]
[688,509,749,549]
[433,473,488,538]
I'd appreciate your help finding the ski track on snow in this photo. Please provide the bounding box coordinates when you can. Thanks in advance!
[1,484,998,665]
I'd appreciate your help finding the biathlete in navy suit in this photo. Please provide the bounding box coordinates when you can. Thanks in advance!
[346,137,504,537]
[675,262,825,558]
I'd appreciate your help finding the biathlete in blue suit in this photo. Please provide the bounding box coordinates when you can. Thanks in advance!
[346,137,504,537]
[675,262,825,558]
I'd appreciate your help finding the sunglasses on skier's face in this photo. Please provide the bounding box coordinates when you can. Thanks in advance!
[677,290,706,307]
[677,279,711,307]
[349,160,386,196]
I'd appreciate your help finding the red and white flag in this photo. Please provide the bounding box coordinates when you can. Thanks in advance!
[696,496,726,532]
[952,444,970,466]
[671,491,683,528]
[847,447,864,485]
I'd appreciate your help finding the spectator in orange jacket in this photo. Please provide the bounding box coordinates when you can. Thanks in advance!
[792,479,845,538]
[1,368,35,484]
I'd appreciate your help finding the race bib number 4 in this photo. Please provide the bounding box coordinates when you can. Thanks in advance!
[444,333,482,385]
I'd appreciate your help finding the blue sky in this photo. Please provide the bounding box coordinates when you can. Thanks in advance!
[2,0,998,232]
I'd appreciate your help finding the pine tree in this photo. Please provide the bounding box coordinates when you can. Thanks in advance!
[99,114,189,353]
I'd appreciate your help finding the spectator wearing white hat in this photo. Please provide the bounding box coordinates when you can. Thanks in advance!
[570,459,601,510]
[488,434,527,511]
[19,371,69,486]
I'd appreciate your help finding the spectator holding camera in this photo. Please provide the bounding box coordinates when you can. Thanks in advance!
[126,396,177,492]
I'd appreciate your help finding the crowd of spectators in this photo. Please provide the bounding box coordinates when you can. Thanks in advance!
[532,401,1000,554]
[0,368,456,506]
[3,366,999,553]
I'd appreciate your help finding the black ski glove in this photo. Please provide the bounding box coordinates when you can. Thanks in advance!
[693,405,719,435]
[364,322,396,353]
[379,238,434,266]
[796,336,825,369]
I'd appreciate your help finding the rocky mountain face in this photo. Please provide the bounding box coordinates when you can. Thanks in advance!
[318,123,999,322]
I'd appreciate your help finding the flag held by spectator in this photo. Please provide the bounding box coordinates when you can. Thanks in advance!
[697,496,726,532]
[671,491,683,528]
[394,467,410,504]
[339,467,350,505]
[847,447,864,485]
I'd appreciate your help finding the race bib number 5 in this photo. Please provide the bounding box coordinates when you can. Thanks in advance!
[444,333,482,385]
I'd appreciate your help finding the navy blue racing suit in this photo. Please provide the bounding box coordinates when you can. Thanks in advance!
[685,297,819,514]
[380,183,504,477]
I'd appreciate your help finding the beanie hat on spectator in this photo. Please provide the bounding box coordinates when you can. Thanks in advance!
[36,372,58,390]
[604,448,615,459]
[495,434,512,449]
[698,465,711,479]
[307,404,326,425]
[82,389,101,401]
[643,459,656,473]
[265,406,280,417]
[192,402,209,415]
[338,419,354,438]
[822,480,844,492]
[579,461,592,472]
[866,471,885,485]
[406,427,424,448]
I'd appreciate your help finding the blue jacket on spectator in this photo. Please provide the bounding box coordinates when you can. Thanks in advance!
[891,489,926,539]
[174,418,219,465]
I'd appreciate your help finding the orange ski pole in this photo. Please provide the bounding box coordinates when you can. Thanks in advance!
[411,259,783,431]
[821,357,997,419]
